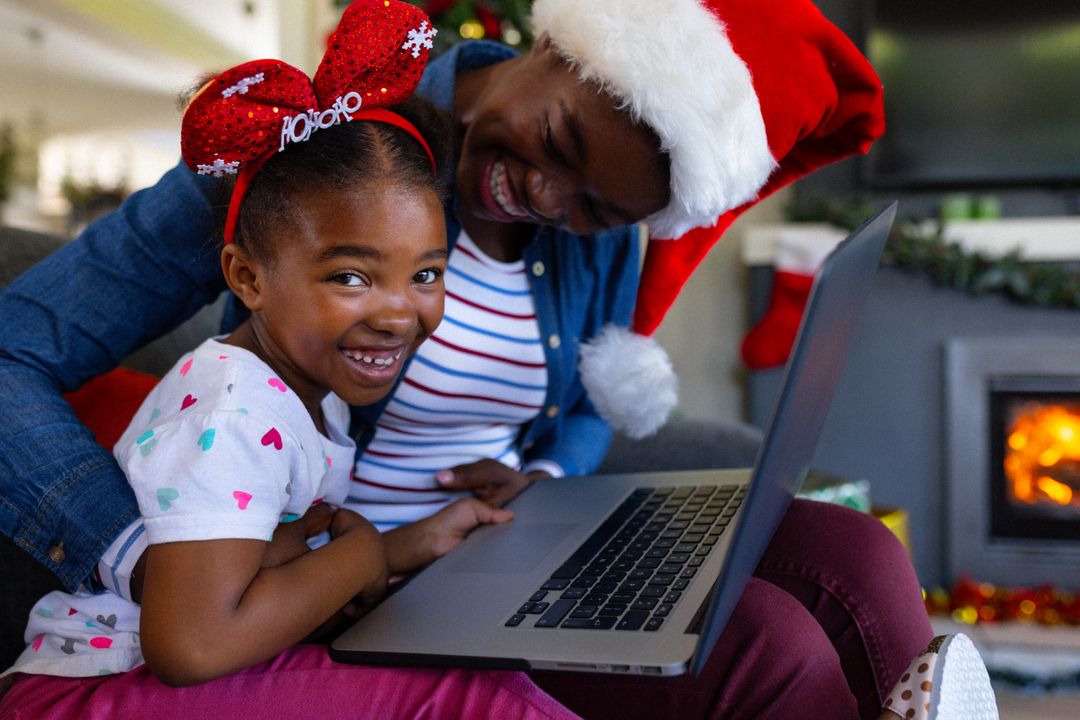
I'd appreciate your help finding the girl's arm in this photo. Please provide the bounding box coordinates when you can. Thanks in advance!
[140,508,386,687]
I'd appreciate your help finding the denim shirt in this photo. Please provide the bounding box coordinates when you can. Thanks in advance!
[0,40,640,591]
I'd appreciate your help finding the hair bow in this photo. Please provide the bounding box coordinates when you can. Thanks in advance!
[180,0,437,243]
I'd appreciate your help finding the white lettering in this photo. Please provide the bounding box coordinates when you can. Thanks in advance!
[276,93,367,152]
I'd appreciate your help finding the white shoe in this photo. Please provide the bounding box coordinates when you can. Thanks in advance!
[882,634,999,720]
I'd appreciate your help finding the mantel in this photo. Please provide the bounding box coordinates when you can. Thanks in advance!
[741,216,1080,266]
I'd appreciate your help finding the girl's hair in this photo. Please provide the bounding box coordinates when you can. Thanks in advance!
[233,96,452,261]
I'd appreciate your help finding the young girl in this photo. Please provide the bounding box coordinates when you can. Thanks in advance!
[2,0,524,695]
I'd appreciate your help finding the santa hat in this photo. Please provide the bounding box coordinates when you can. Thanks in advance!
[531,0,884,438]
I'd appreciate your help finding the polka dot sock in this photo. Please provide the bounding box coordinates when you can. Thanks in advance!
[881,634,999,720]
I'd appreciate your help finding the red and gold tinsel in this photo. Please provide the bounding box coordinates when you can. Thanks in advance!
[925,575,1080,626]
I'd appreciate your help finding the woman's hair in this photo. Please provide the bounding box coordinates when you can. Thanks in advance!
[232,95,452,261]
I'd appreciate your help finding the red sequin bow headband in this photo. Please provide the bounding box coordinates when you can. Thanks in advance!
[180,0,437,244]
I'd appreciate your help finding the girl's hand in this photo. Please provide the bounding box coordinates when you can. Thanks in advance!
[330,508,388,612]
[305,508,388,641]
[383,497,513,575]
[434,459,548,507]
[262,503,334,568]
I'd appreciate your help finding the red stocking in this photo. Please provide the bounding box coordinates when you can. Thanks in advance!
[740,228,843,369]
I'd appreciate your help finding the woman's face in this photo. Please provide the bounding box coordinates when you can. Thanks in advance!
[249,181,447,412]
[456,37,671,236]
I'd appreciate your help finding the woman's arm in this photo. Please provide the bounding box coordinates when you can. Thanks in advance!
[0,162,226,589]
[140,508,386,687]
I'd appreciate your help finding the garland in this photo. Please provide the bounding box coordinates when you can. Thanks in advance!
[925,575,1080,626]
[789,198,1080,311]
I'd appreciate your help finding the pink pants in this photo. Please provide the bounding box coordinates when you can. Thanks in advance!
[0,500,930,720]
[0,644,575,720]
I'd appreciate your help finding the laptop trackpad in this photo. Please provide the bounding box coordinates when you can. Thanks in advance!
[442,523,575,574]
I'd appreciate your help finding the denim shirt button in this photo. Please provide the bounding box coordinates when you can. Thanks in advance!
[532,261,545,277]
[47,542,66,564]
[548,334,560,350]
[545,405,560,418]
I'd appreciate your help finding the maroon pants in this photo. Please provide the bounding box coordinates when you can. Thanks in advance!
[532,499,932,720]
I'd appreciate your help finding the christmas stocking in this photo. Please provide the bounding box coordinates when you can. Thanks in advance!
[740,227,845,369]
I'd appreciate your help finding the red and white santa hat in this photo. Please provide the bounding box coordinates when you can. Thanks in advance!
[531,0,885,438]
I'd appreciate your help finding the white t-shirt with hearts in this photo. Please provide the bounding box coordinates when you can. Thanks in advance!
[3,338,355,678]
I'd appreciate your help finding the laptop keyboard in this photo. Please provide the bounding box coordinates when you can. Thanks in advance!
[505,484,745,632]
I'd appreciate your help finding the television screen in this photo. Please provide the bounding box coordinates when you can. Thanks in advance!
[864,1,1080,189]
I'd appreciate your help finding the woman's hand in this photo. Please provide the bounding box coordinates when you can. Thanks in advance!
[435,459,548,507]
[383,497,513,575]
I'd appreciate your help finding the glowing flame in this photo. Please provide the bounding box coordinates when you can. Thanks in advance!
[1004,404,1080,509]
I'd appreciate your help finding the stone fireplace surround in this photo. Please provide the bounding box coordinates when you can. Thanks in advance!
[944,337,1080,587]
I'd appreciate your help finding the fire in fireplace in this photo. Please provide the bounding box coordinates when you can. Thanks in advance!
[991,384,1080,542]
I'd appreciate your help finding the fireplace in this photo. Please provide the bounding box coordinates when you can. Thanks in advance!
[945,337,1080,587]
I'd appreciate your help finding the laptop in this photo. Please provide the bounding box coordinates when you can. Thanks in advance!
[331,203,897,676]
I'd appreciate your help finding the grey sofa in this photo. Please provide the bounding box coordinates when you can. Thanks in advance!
[0,225,762,668]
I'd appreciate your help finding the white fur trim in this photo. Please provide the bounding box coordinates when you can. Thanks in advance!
[579,325,678,439]
[773,227,847,274]
[532,0,776,239]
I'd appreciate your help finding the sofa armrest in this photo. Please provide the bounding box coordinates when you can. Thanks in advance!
[598,418,763,474]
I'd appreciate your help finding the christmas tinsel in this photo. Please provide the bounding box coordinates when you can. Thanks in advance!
[791,198,1080,311]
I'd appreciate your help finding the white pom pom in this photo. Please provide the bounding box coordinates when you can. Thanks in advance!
[579,325,678,439]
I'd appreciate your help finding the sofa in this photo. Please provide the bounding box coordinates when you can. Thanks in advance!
[0,225,763,668]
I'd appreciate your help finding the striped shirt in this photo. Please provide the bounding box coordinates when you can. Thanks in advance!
[345,232,549,529]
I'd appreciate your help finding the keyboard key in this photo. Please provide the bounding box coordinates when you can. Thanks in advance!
[527,602,549,614]
[617,610,650,630]
[654,603,673,617]
[530,590,548,602]
[535,599,577,628]
[505,614,526,627]
[542,578,570,591]
[631,597,659,611]
[664,591,682,603]
[570,605,599,619]
[640,586,666,598]
[518,602,534,614]
[672,578,690,591]
[562,616,618,630]
[560,587,587,600]
[599,604,627,617]
[644,617,665,631]
[649,573,676,586]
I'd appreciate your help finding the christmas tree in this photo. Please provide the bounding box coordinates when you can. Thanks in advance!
[334,1,534,52]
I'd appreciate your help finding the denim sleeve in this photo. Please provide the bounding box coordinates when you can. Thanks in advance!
[0,161,226,590]
[525,390,613,477]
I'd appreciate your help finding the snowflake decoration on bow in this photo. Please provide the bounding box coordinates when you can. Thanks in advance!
[221,73,266,99]
[196,159,240,177]
[402,21,436,58]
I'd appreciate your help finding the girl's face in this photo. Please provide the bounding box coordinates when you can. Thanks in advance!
[238,181,447,412]
[455,36,671,236]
